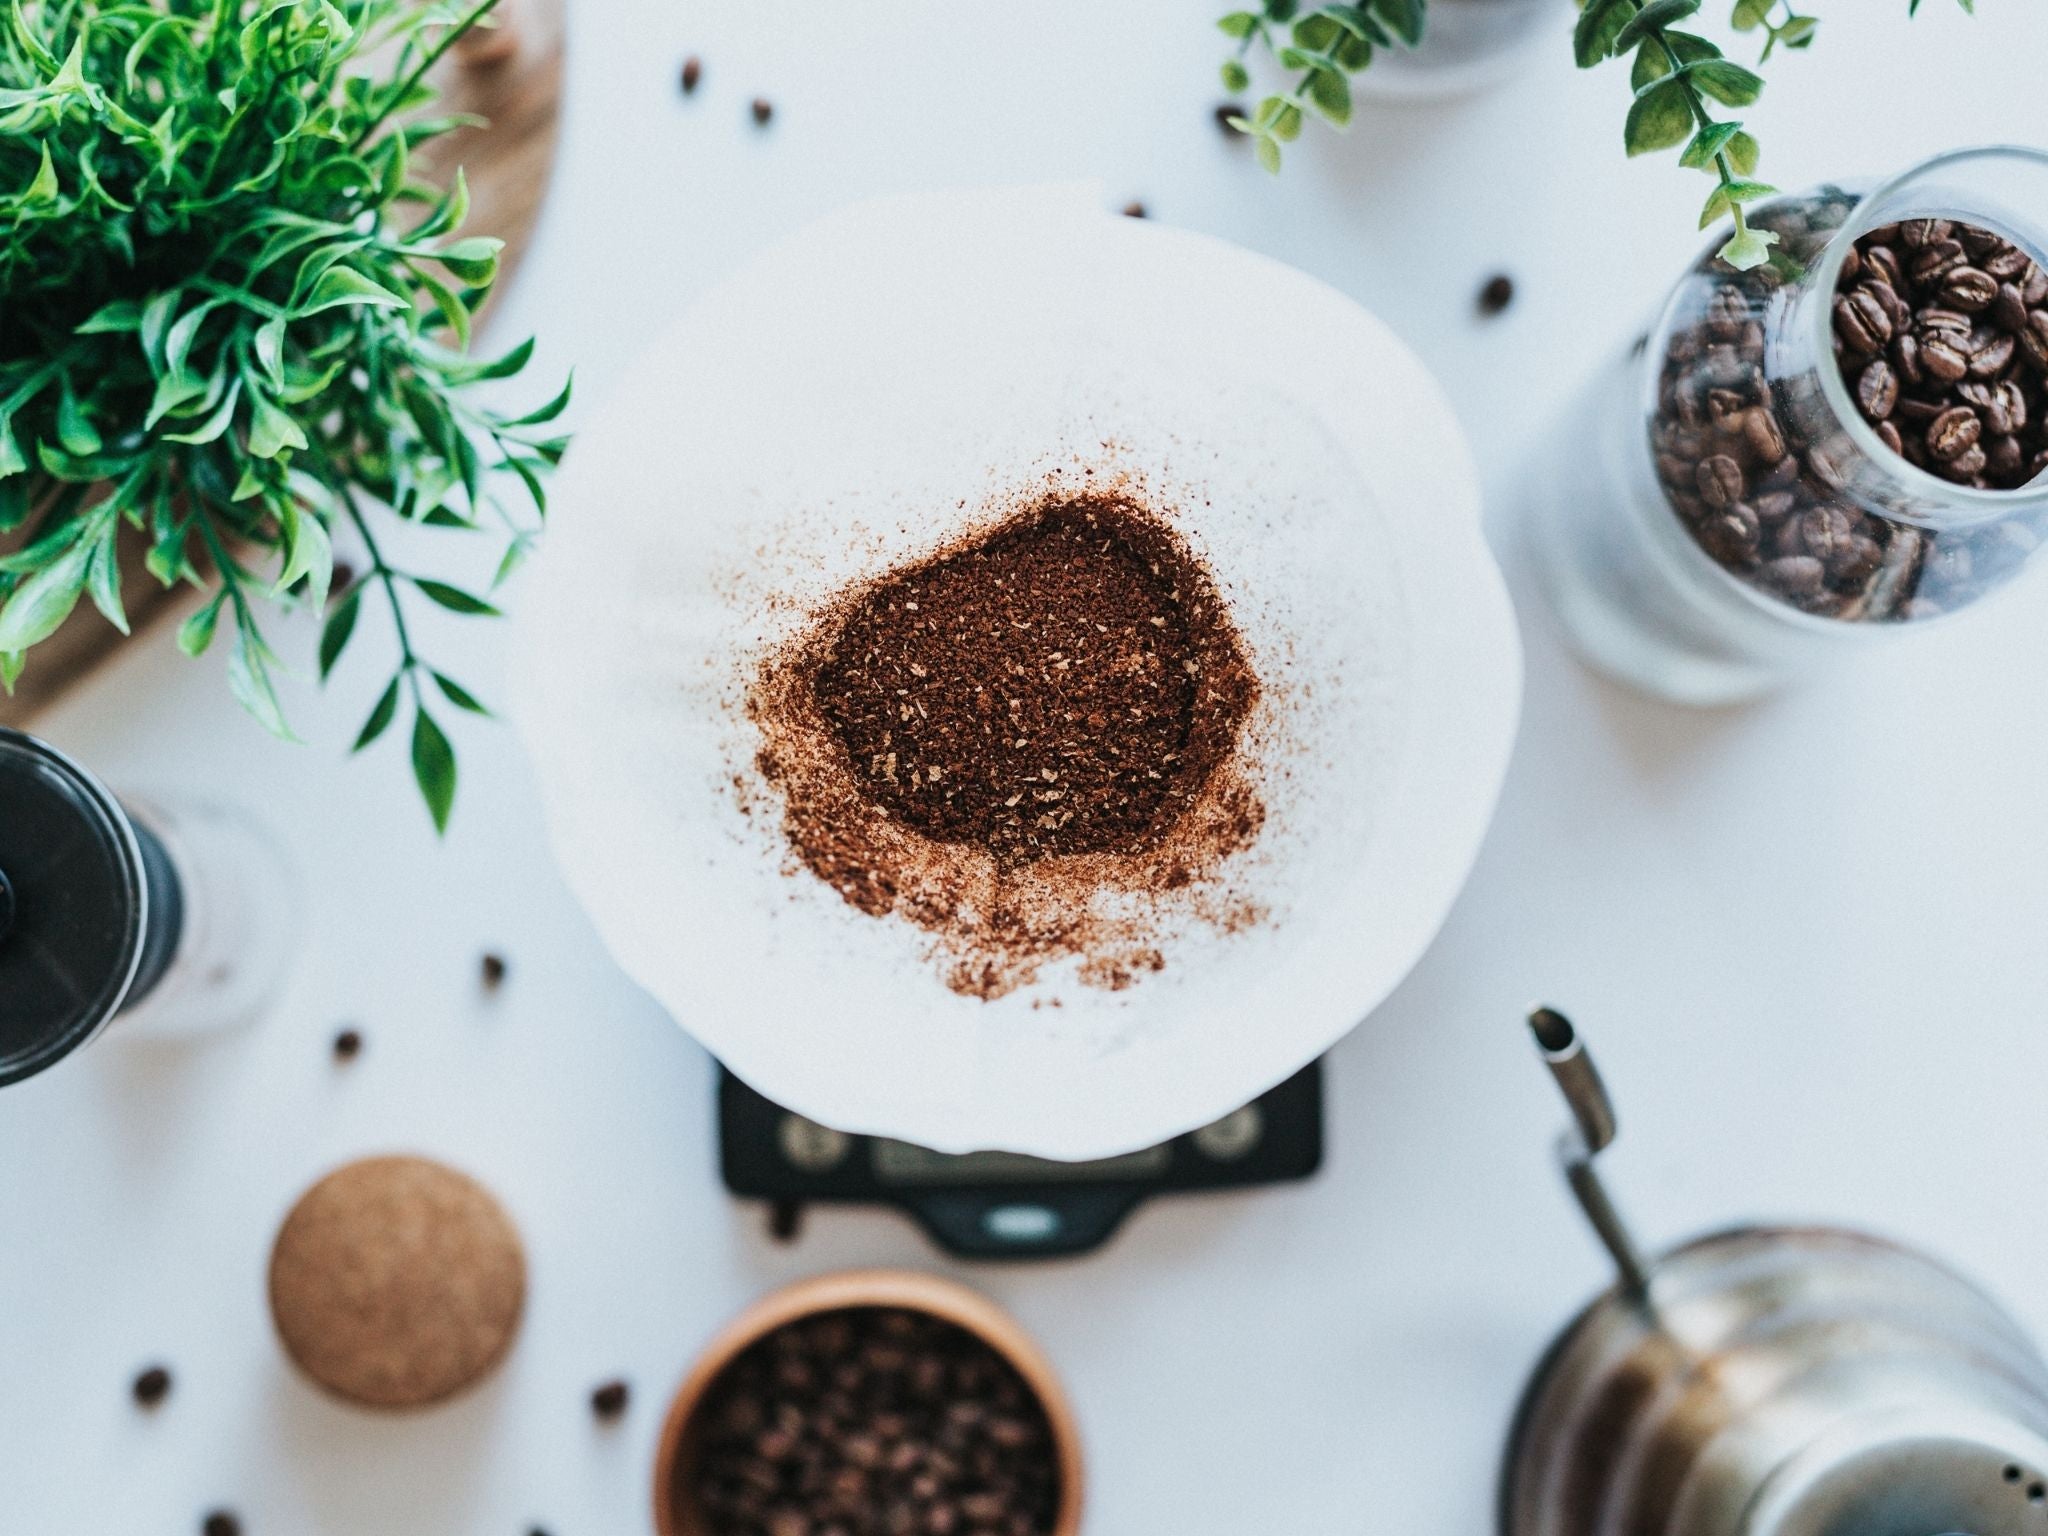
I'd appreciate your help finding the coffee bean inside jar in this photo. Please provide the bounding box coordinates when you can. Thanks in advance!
[680,1306,1064,1536]
[1648,188,2048,623]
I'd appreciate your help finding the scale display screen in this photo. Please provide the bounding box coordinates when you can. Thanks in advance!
[871,1141,1171,1186]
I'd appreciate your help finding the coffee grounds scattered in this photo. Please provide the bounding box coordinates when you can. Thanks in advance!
[748,486,1265,999]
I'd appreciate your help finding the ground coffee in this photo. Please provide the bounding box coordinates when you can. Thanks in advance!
[811,497,1251,863]
[747,486,1265,999]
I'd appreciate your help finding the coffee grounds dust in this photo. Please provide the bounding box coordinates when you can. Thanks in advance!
[748,490,1265,999]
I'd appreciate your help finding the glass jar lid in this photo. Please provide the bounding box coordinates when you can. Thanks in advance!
[0,728,147,1086]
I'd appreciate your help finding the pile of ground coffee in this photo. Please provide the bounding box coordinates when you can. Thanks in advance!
[811,497,1251,863]
[680,1307,1063,1536]
[746,487,1264,999]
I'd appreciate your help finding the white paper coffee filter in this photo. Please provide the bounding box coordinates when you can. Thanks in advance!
[511,186,1520,1159]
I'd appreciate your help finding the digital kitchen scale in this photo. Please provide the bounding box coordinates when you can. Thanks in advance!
[718,1060,1323,1259]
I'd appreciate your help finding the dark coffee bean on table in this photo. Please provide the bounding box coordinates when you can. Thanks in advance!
[751,97,773,125]
[681,56,702,94]
[133,1364,172,1407]
[591,1378,630,1419]
[331,1027,362,1061]
[1478,273,1515,316]
[1120,200,1146,219]
[480,953,507,991]
[201,1512,240,1536]
[1214,101,1245,133]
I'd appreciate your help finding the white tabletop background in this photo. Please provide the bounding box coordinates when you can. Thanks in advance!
[7,4,2048,1533]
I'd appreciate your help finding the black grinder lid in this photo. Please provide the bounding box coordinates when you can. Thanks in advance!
[0,728,149,1086]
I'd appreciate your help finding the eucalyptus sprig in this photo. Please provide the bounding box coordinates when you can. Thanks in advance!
[1221,0,1975,271]
[1218,1,1424,172]
[0,0,567,831]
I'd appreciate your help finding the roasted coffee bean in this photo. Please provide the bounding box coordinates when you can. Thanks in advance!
[1805,446,1847,492]
[1891,331,1924,386]
[1960,379,2027,436]
[1698,503,1761,565]
[1833,289,1891,354]
[2026,266,2048,306]
[1866,278,1913,333]
[2018,312,2048,370]
[681,56,703,93]
[1215,101,1246,133]
[1706,387,1748,430]
[1863,243,1906,292]
[1920,336,1970,383]
[1894,395,1945,426]
[480,952,507,990]
[1942,266,1998,312]
[1985,242,2031,280]
[1742,407,1787,464]
[1940,443,1989,481]
[1918,306,1973,339]
[1927,406,1983,461]
[1697,454,1746,507]
[1986,433,2025,480]
[1477,274,1515,316]
[1993,282,2031,333]
[1900,218,1954,250]
[332,1027,362,1061]
[1856,360,1899,420]
[201,1514,241,1536]
[591,1379,630,1419]
[133,1365,172,1407]
[1908,238,1966,286]
[1705,285,1750,341]
[1876,420,1904,456]
[1762,556,1826,596]
[751,97,774,125]
[1966,327,2015,378]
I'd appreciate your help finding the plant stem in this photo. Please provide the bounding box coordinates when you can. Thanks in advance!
[348,0,504,152]
[1626,0,1755,247]
[334,474,423,700]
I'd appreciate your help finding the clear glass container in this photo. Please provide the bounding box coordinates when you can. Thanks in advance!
[0,728,299,1085]
[1362,0,1567,101]
[1532,147,2048,704]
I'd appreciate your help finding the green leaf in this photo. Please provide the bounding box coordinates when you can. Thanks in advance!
[354,676,400,751]
[226,621,296,742]
[0,534,90,651]
[1725,130,1761,176]
[177,593,225,658]
[1303,66,1351,125]
[1614,0,1702,52]
[298,265,410,316]
[21,141,56,203]
[1680,121,1743,169]
[1624,80,1695,156]
[1221,58,1251,91]
[500,371,574,428]
[1218,10,1261,37]
[411,707,456,832]
[428,235,502,286]
[1717,222,1781,270]
[56,380,101,455]
[1731,0,1771,28]
[86,532,128,634]
[1367,0,1424,47]
[412,578,499,616]
[247,388,309,458]
[1689,59,1766,107]
[318,584,361,680]
[432,670,490,715]
[1254,133,1282,173]
[161,380,243,445]
[1575,0,1638,64]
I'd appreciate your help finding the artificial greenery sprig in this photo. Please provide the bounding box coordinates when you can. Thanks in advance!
[0,0,566,831]
[1222,0,1974,271]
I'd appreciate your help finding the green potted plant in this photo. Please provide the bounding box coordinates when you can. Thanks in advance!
[0,0,565,829]
[1218,0,1973,269]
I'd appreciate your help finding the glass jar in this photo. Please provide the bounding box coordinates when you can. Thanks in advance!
[1532,146,2048,704]
[1361,0,1568,100]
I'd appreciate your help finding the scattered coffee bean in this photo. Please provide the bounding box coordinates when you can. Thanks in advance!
[1478,273,1515,317]
[681,55,703,94]
[1646,189,2048,626]
[201,1512,240,1536]
[750,97,773,126]
[591,1379,630,1420]
[684,1307,1061,1536]
[332,1027,362,1062]
[480,953,507,991]
[133,1364,172,1407]
[767,1200,803,1242]
[1214,101,1246,134]
[1120,200,1146,219]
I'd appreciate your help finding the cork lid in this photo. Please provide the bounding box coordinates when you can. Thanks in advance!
[268,1155,526,1410]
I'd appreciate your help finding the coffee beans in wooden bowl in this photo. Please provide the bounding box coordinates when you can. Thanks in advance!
[1644,187,2048,625]
[656,1274,1081,1536]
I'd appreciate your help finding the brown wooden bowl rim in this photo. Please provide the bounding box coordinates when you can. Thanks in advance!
[651,1269,1084,1536]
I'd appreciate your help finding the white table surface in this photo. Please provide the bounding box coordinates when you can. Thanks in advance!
[8,4,2048,1534]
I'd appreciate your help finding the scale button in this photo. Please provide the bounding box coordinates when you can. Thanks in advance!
[1192,1104,1264,1162]
[983,1205,1061,1243]
[778,1114,851,1172]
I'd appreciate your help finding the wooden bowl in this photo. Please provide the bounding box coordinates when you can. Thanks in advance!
[652,1270,1084,1536]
